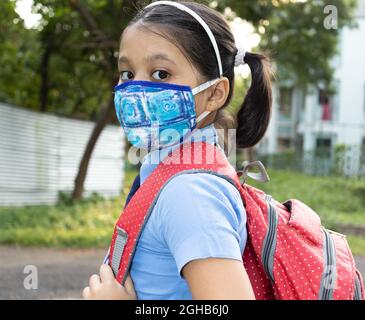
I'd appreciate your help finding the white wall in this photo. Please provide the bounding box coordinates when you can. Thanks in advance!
[0,103,125,206]
[336,16,365,145]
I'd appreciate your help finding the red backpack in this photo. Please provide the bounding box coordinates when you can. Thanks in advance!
[108,142,364,300]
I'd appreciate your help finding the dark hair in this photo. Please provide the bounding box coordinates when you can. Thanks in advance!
[125,1,274,149]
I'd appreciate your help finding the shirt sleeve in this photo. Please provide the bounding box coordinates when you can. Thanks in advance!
[154,173,247,278]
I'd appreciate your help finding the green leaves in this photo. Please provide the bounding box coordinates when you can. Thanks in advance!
[222,0,357,88]
[0,1,41,110]
[0,1,358,118]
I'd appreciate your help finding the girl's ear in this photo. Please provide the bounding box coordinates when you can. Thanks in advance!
[206,77,230,112]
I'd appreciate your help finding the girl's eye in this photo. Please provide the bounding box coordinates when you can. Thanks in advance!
[120,71,134,81]
[152,70,170,81]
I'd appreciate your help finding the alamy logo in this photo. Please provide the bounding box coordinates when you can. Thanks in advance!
[125,127,237,170]
[324,5,338,30]
[23,265,38,290]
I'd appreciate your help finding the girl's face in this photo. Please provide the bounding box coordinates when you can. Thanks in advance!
[118,24,229,127]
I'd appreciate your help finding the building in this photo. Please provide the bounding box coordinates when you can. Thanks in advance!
[260,0,365,176]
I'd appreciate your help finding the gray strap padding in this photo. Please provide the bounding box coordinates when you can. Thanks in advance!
[318,229,337,300]
[261,194,278,283]
[354,271,362,300]
[111,227,128,276]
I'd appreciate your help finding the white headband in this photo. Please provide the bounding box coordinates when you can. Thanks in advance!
[145,1,223,76]
[145,1,247,74]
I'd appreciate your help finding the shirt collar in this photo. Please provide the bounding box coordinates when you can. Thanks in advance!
[140,124,219,184]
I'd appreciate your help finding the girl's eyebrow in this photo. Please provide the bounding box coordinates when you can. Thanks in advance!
[145,53,177,66]
[118,56,130,66]
[118,53,177,66]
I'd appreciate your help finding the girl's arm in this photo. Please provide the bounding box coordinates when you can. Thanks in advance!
[182,257,255,300]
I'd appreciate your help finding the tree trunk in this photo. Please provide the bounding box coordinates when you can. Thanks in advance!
[69,0,139,200]
[39,44,52,112]
[71,93,116,200]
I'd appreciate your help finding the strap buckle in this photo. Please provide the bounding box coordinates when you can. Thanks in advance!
[237,161,270,185]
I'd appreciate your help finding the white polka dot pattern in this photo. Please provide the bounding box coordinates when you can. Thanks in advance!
[107,142,364,299]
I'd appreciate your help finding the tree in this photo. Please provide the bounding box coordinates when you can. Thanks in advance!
[219,0,357,161]
[33,0,112,117]
[220,0,358,88]
[1,0,357,199]
[0,0,41,110]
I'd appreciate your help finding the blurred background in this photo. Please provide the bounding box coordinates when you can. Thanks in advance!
[0,0,364,299]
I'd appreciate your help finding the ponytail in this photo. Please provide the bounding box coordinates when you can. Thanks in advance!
[236,52,274,149]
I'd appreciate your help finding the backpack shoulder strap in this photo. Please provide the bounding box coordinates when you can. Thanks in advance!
[109,141,240,285]
[124,174,140,209]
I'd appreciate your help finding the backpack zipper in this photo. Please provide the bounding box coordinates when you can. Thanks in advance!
[354,270,362,300]
[318,228,336,299]
[261,194,278,283]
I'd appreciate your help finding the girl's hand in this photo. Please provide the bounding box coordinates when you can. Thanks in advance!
[82,264,137,300]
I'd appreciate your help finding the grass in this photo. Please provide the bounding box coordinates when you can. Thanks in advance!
[0,201,120,248]
[248,169,365,230]
[0,167,139,248]
[0,168,364,254]
[347,235,365,256]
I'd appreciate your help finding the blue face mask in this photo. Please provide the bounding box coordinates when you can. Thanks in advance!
[114,79,219,149]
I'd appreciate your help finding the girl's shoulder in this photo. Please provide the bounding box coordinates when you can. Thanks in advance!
[150,172,247,273]
[154,172,246,228]
[161,171,242,200]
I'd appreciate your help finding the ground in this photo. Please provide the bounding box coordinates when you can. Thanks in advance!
[0,246,364,300]
[1,169,364,299]
[2,169,365,251]
[0,246,105,299]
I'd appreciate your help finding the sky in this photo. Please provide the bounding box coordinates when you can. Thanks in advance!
[15,0,259,77]
[15,0,42,29]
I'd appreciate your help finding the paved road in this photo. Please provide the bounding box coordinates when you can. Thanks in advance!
[0,246,106,299]
[1,246,364,300]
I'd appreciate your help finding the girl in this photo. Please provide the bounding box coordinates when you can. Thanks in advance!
[83,0,273,300]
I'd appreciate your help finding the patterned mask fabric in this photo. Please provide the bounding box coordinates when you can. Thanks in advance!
[114,79,218,149]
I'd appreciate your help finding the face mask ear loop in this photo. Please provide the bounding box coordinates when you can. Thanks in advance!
[192,78,220,95]
[196,110,211,124]
[192,77,221,126]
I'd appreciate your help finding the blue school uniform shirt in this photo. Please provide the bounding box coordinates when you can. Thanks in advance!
[129,124,247,300]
